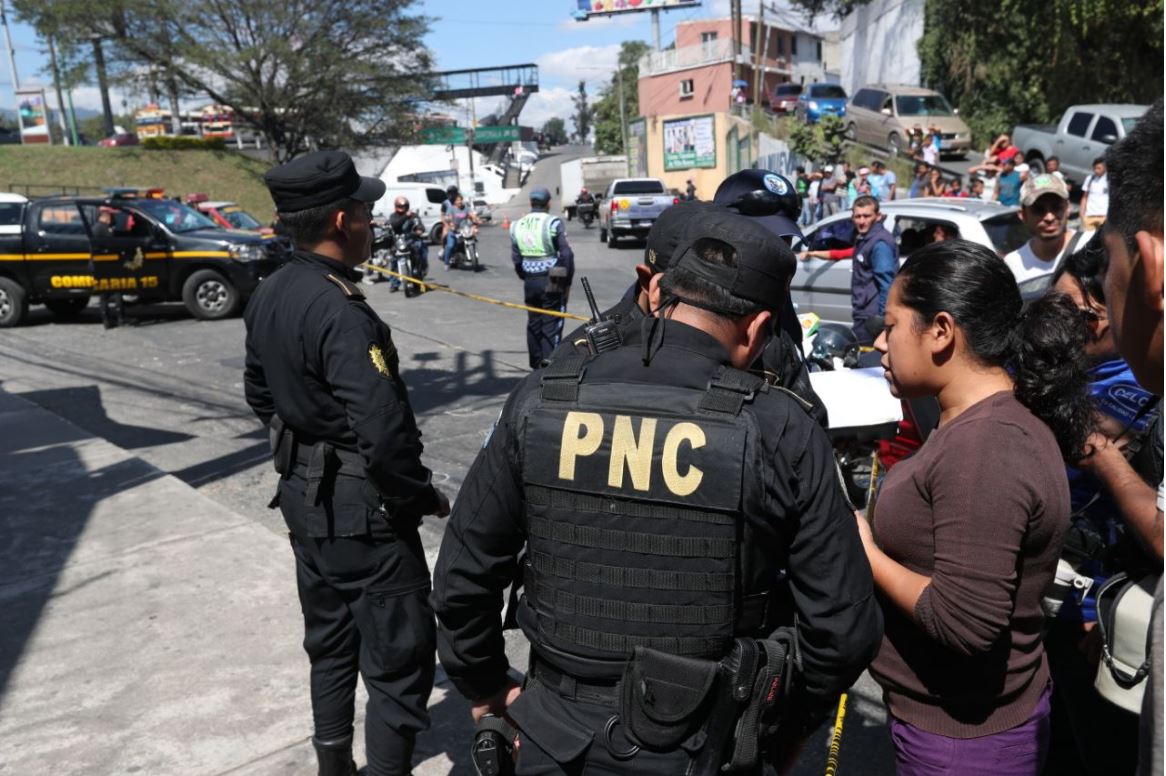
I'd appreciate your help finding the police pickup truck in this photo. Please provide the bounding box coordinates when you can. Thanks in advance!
[0,193,283,327]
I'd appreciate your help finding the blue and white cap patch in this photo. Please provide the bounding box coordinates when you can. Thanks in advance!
[763,174,788,196]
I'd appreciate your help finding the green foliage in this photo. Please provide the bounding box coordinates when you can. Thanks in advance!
[572,81,594,144]
[141,136,227,151]
[787,115,847,166]
[13,0,435,162]
[918,0,1164,146]
[592,41,650,156]
[540,117,568,146]
[788,0,874,19]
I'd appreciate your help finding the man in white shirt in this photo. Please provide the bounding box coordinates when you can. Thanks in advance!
[1080,156,1109,231]
[1002,173,1092,283]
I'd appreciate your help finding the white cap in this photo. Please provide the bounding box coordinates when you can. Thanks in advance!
[824,164,834,172]
[1016,163,1031,174]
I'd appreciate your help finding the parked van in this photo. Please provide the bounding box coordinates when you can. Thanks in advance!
[846,84,972,158]
[374,183,449,244]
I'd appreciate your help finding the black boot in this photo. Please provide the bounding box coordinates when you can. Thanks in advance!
[312,735,357,776]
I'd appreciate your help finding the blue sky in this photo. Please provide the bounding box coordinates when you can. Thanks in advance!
[1,0,744,130]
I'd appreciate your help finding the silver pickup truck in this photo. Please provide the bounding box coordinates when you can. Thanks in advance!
[1014,104,1147,184]
[599,178,677,248]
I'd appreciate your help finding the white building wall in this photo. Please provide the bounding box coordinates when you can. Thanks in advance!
[838,0,925,95]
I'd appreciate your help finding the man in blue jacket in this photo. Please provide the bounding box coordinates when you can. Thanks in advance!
[849,195,898,343]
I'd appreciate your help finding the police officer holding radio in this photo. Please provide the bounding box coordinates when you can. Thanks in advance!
[511,187,574,369]
[433,207,882,774]
[243,150,449,776]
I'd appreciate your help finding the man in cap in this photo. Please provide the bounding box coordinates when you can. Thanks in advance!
[244,150,449,776]
[1002,172,1091,284]
[714,169,828,426]
[510,186,574,368]
[432,208,882,774]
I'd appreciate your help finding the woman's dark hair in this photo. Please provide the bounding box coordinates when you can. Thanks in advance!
[1052,230,1108,305]
[896,239,1092,460]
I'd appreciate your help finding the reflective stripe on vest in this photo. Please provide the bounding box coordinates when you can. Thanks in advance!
[511,212,559,274]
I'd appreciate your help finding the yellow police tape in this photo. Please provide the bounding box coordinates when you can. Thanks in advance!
[362,264,589,321]
[824,692,848,776]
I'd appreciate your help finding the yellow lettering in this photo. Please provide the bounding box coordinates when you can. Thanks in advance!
[662,422,706,496]
[607,415,656,491]
[51,276,62,288]
[558,412,604,481]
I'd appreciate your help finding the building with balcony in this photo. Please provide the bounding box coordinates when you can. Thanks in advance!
[637,14,834,119]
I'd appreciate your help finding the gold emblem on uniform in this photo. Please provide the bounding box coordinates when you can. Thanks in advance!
[368,343,395,377]
[123,246,144,271]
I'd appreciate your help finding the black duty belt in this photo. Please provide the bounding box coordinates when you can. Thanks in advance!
[530,658,622,705]
[268,414,366,507]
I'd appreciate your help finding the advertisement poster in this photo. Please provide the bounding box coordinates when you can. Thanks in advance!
[575,0,700,18]
[628,118,647,176]
[16,89,51,144]
[663,115,715,171]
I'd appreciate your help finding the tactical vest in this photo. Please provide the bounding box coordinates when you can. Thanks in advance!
[518,353,780,666]
[511,212,559,274]
[851,222,897,323]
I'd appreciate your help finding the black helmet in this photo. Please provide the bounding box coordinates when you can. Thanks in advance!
[713,169,802,242]
[808,322,860,369]
[446,185,459,198]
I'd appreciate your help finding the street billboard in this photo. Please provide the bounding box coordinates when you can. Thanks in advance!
[16,89,51,144]
[663,114,716,171]
[574,0,700,19]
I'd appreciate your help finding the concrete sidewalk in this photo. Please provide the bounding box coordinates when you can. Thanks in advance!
[0,388,469,775]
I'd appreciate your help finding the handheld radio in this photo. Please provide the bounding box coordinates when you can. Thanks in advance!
[581,277,623,355]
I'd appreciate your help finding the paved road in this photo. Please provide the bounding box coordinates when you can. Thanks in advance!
[0,148,894,775]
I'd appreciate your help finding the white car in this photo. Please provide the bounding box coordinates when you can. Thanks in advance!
[0,192,28,237]
[791,198,1028,323]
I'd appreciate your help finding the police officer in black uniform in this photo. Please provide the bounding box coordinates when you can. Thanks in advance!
[432,208,882,774]
[243,150,450,776]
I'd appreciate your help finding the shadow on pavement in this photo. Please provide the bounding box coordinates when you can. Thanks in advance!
[19,385,194,450]
[405,349,524,416]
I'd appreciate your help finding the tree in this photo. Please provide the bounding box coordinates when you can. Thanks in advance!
[13,0,435,161]
[541,117,568,146]
[572,80,593,144]
[787,114,845,166]
[918,0,1163,145]
[592,40,650,156]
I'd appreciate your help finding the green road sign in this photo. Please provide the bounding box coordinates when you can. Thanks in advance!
[472,125,520,143]
[420,126,466,144]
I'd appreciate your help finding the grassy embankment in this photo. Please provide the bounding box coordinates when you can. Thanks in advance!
[0,146,274,217]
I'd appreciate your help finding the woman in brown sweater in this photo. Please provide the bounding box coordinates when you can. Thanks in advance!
[855,240,1092,774]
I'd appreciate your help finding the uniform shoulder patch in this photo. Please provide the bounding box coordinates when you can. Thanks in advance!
[326,273,365,300]
[368,341,397,377]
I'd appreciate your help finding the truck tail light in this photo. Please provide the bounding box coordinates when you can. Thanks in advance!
[610,199,618,213]
[673,197,680,205]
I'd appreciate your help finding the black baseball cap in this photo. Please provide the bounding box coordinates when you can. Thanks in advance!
[644,201,717,272]
[713,169,803,242]
[662,208,796,313]
[265,150,386,213]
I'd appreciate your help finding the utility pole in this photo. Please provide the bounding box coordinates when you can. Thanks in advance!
[91,36,115,138]
[617,66,629,175]
[47,35,72,146]
[651,8,661,51]
[0,0,20,137]
[752,3,764,110]
[731,0,743,86]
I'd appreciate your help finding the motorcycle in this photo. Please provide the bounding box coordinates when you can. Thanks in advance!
[448,221,479,271]
[577,199,596,228]
[365,223,392,284]
[394,231,423,298]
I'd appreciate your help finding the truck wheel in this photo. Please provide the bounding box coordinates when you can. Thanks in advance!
[887,132,902,157]
[845,123,857,142]
[0,276,27,327]
[1026,156,1045,175]
[607,229,618,249]
[45,297,90,319]
[429,223,443,245]
[182,269,240,320]
[599,226,607,242]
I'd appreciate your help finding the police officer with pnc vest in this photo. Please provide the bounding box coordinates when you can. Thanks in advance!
[243,150,450,776]
[511,186,574,369]
[433,208,882,774]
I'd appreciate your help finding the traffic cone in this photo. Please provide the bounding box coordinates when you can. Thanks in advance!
[501,214,510,230]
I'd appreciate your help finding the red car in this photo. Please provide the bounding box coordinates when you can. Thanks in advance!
[768,83,803,114]
[98,132,140,147]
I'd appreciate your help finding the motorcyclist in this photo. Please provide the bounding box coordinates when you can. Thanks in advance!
[441,192,481,270]
[386,196,429,291]
[576,187,597,225]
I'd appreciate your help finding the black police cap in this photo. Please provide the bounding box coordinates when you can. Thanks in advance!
[713,169,803,242]
[666,207,796,313]
[265,150,386,213]
[644,201,718,272]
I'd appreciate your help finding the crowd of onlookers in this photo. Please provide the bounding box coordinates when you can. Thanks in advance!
[794,130,1111,226]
